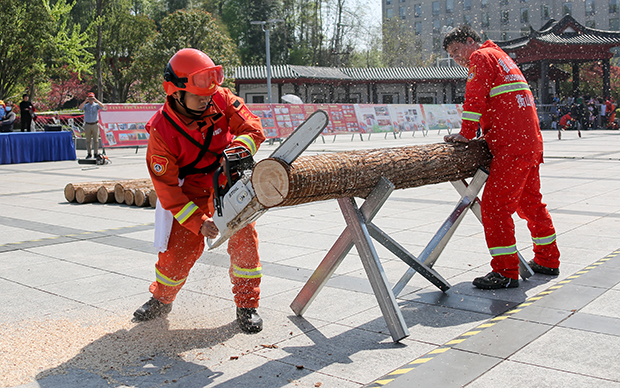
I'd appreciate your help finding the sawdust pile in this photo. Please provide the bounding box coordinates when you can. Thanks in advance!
[0,314,237,387]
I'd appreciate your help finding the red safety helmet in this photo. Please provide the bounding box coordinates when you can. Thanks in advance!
[87,92,95,97]
[163,48,224,96]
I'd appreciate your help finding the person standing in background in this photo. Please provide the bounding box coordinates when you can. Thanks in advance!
[79,92,106,159]
[19,95,34,132]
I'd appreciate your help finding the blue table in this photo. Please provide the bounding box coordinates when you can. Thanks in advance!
[0,131,76,164]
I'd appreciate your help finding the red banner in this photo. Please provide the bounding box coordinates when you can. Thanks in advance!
[99,103,161,148]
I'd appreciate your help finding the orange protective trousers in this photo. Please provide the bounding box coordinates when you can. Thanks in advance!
[481,153,560,280]
[149,197,261,308]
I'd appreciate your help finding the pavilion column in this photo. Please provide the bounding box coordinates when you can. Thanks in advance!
[572,62,580,96]
[603,58,611,100]
[540,60,550,104]
[404,83,409,104]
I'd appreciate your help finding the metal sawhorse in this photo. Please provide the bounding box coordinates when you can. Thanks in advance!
[290,168,534,342]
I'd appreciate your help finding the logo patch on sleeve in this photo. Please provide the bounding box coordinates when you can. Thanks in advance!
[151,155,169,176]
[238,105,256,121]
[468,66,476,82]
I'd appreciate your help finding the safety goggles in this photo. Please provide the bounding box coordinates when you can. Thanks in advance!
[189,66,224,91]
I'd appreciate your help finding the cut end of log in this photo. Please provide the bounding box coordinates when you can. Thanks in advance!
[252,159,291,208]
[64,184,75,202]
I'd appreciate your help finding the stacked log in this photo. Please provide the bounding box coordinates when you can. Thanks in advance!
[64,179,156,207]
[252,139,492,208]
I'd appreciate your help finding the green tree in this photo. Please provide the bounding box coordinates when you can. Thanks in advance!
[101,0,157,102]
[133,9,240,101]
[382,18,432,67]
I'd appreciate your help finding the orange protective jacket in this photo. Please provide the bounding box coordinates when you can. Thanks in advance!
[146,88,265,234]
[460,41,543,156]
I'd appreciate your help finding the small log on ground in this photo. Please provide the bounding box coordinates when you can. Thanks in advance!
[252,139,492,208]
[124,183,153,206]
[114,179,152,203]
[134,188,151,207]
[148,190,158,208]
[97,184,117,204]
[75,186,99,204]
[65,182,105,203]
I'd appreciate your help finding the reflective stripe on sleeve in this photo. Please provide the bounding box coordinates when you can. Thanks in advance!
[234,135,257,155]
[489,82,530,98]
[489,244,518,257]
[175,201,199,224]
[156,267,186,287]
[462,111,482,122]
[232,264,263,279]
[532,234,556,246]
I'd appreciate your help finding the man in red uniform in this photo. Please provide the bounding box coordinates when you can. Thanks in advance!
[443,26,560,289]
[133,48,266,332]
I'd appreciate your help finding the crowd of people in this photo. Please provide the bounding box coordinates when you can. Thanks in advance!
[549,95,618,139]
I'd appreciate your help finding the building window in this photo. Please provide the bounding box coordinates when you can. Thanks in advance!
[415,21,422,34]
[481,0,489,7]
[251,95,265,103]
[501,31,509,40]
[611,0,619,13]
[446,0,453,13]
[563,2,573,16]
[610,17,620,29]
[542,4,550,20]
[414,3,422,17]
[586,0,596,15]
[386,8,393,18]
[433,18,440,32]
[400,6,406,18]
[501,10,510,24]
[464,0,471,10]
[446,17,454,27]
[386,0,392,4]
[586,20,596,27]
[482,12,490,27]
[521,7,529,23]
[432,1,440,16]
[463,14,472,25]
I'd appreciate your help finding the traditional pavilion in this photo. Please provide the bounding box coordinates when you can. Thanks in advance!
[497,15,620,104]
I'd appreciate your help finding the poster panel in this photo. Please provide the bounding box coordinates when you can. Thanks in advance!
[353,104,394,133]
[387,104,427,132]
[272,104,295,138]
[442,104,463,133]
[98,103,161,147]
[247,104,277,139]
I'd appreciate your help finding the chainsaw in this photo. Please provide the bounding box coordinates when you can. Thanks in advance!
[207,109,329,249]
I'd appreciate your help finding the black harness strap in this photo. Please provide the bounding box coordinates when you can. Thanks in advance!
[162,110,222,179]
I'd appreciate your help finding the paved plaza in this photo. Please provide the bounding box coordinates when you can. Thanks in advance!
[1,128,620,388]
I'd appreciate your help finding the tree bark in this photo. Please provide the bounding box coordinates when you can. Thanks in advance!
[114,179,152,203]
[252,139,492,208]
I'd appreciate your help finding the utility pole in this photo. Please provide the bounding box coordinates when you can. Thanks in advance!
[251,19,283,103]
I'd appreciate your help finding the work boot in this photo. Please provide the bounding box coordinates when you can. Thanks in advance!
[132,297,172,322]
[527,260,560,276]
[473,271,519,289]
[86,153,92,159]
[236,307,263,333]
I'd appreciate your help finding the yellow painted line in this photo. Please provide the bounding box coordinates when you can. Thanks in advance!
[428,348,450,354]
[409,357,434,364]
[527,296,543,301]
[592,262,603,265]
[518,302,533,307]
[491,316,509,321]
[538,291,553,295]
[390,368,414,375]
[445,339,466,345]
[585,266,596,269]
[549,285,563,289]
[507,309,522,313]
[375,379,394,385]
[566,275,580,279]
[462,330,481,336]
[576,271,589,274]
[558,280,572,284]
[477,323,496,328]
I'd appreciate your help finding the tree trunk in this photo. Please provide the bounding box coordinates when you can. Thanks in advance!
[252,139,492,208]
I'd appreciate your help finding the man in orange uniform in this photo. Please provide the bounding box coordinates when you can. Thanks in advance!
[133,48,266,332]
[443,26,560,289]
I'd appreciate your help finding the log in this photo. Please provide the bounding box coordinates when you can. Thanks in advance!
[64,183,76,202]
[252,139,493,208]
[148,190,158,208]
[75,186,99,204]
[96,184,117,204]
[124,184,153,206]
[65,182,105,203]
[114,179,152,203]
[134,188,150,207]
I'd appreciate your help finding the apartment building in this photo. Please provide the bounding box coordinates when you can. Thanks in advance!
[385,0,620,58]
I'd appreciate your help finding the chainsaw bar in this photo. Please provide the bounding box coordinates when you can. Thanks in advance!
[206,109,329,250]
